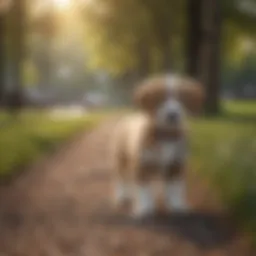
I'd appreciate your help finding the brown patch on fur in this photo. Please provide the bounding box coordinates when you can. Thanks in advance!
[165,162,185,179]
[134,74,205,115]
[134,77,168,114]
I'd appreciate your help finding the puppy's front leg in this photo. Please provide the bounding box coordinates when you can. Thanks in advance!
[132,182,155,218]
[165,177,189,212]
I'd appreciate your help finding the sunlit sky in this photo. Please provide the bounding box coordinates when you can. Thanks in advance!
[32,0,94,15]
[53,0,71,10]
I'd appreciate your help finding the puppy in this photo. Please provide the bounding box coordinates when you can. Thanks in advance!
[111,74,204,217]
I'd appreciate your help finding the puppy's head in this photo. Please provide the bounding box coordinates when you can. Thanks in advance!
[134,74,205,128]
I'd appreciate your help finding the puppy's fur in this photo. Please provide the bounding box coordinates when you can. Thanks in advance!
[111,74,204,217]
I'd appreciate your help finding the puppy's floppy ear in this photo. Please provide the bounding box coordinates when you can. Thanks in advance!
[133,77,166,112]
[177,77,205,115]
[133,80,151,111]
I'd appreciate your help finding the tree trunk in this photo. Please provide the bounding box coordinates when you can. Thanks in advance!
[0,13,6,105]
[199,0,222,115]
[185,0,203,77]
[8,0,26,110]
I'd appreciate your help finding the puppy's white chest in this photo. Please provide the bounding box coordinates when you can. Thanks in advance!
[142,141,184,168]
[159,142,177,165]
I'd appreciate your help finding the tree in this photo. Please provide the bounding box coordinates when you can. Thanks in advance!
[0,10,6,105]
[0,1,11,105]
[185,0,203,78]
[199,0,222,115]
[7,0,27,109]
[222,0,256,67]
[186,0,256,115]
[82,0,255,113]
[83,0,148,76]
[82,0,185,77]
[185,0,222,115]
[139,0,185,72]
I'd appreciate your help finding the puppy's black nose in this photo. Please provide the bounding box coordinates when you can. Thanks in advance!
[167,112,179,122]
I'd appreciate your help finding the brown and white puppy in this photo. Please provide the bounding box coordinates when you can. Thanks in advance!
[111,74,204,217]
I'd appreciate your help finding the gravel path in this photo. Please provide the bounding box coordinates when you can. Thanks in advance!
[0,119,253,256]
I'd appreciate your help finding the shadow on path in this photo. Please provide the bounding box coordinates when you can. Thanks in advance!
[92,210,237,249]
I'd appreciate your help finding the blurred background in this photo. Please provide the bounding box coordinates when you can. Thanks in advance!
[0,0,256,254]
[0,0,255,110]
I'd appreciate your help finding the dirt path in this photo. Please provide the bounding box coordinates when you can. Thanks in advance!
[0,119,253,256]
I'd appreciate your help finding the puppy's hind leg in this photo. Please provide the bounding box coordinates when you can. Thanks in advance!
[112,149,133,211]
[113,177,132,209]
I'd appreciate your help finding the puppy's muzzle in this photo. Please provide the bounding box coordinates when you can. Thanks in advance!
[166,112,180,124]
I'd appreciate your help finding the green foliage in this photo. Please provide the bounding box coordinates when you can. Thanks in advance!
[82,0,256,75]
[222,52,256,91]
[0,111,103,179]
[82,0,185,75]
[83,0,148,74]
[223,0,256,37]
[222,0,256,66]
[190,100,256,238]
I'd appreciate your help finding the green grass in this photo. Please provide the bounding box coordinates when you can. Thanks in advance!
[0,109,105,180]
[190,100,256,239]
[224,100,256,117]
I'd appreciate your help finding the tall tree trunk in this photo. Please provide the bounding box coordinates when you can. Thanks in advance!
[199,0,222,115]
[8,0,26,109]
[0,12,6,105]
[185,0,203,77]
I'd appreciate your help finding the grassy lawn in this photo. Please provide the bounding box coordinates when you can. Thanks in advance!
[0,109,105,180]
[224,100,256,117]
[190,100,256,239]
